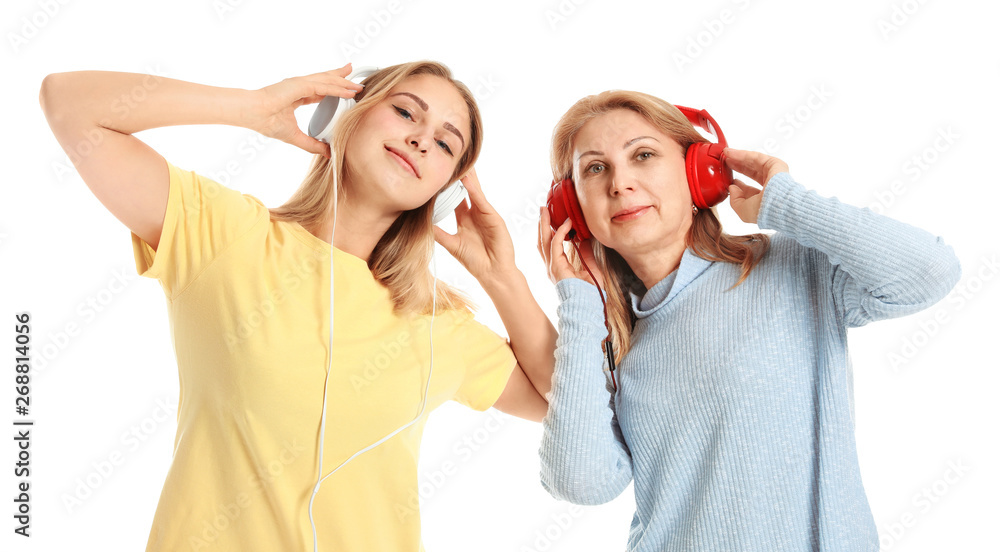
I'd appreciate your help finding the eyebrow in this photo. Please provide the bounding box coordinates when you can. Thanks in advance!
[575,135,660,161]
[391,92,466,150]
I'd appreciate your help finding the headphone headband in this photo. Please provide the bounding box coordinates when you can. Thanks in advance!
[674,105,728,148]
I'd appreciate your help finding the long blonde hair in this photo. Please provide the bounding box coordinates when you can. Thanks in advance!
[269,61,483,315]
[550,90,769,361]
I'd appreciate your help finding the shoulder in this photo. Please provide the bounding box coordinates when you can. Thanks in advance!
[168,161,269,226]
[732,233,831,287]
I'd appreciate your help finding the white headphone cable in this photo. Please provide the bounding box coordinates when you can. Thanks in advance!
[307,193,437,552]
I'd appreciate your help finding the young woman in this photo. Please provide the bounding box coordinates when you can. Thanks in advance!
[536,91,961,551]
[39,61,555,551]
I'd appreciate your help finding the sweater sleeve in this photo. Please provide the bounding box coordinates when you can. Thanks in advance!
[539,278,634,505]
[756,172,961,328]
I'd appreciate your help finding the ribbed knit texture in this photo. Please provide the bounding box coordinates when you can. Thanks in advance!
[539,172,961,552]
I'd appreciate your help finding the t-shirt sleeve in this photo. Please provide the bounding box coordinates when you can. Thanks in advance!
[448,309,518,412]
[131,159,265,300]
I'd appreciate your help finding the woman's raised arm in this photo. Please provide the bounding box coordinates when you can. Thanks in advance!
[38,66,362,249]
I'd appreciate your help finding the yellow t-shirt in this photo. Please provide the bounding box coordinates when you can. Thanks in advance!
[130,160,517,552]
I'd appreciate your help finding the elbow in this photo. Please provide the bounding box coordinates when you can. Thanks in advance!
[39,73,70,124]
[39,73,60,115]
[918,238,962,305]
[540,477,621,506]
[539,457,630,506]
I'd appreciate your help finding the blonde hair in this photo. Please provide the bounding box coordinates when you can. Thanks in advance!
[269,61,483,315]
[550,90,769,361]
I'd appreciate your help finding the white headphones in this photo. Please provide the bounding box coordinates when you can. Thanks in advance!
[305,65,445,552]
[307,65,467,225]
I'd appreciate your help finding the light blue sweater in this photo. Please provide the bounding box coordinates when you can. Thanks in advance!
[539,172,961,551]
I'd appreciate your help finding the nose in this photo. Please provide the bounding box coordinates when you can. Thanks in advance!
[408,138,428,153]
[407,128,431,154]
[609,172,635,196]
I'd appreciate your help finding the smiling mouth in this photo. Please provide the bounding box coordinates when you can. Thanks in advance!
[385,146,420,178]
[612,206,651,222]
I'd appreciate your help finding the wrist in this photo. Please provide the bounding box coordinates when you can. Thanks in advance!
[229,87,263,130]
[479,267,527,298]
[757,171,795,231]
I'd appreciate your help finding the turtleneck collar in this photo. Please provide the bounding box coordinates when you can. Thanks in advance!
[630,248,714,318]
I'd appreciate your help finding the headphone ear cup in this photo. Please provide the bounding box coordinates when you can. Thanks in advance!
[432,180,467,224]
[686,142,733,209]
[547,179,591,241]
[308,95,343,143]
[307,66,378,143]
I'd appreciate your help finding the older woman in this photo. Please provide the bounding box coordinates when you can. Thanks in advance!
[537,90,960,551]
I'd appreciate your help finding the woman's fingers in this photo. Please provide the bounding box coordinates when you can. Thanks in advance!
[547,219,573,279]
[292,93,326,108]
[306,64,364,91]
[432,225,459,255]
[310,63,352,79]
[728,178,763,224]
[286,76,360,105]
[460,167,496,215]
[537,208,549,259]
[539,209,592,285]
[538,208,559,266]
[451,196,472,228]
[286,129,330,157]
[728,179,760,201]
[304,79,360,100]
[723,147,788,187]
[723,148,764,175]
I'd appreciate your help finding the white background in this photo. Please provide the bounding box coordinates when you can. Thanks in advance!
[2,0,998,550]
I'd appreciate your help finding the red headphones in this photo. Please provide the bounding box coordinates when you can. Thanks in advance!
[546,105,731,241]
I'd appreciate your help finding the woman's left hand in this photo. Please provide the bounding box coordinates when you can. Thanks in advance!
[433,167,517,288]
[722,148,789,224]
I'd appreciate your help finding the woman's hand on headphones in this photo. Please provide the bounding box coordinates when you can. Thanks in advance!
[722,148,789,224]
[433,167,517,290]
[538,208,605,289]
[242,63,364,158]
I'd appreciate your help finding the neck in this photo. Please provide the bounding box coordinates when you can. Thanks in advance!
[619,237,688,291]
[313,191,400,263]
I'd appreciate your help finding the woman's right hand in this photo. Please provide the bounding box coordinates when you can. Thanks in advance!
[241,63,365,157]
[538,207,606,288]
